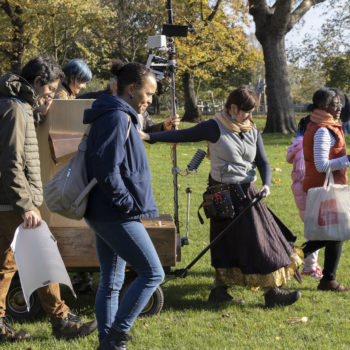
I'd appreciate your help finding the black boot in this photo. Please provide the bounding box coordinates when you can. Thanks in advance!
[51,311,97,340]
[97,328,132,350]
[208,286,244,304]
[264,288,301,308]
[0,317,31,342]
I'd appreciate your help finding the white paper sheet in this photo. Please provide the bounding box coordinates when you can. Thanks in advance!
[11,220,76,311]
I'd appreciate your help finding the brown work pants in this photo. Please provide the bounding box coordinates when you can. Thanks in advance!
[0,210,69,319]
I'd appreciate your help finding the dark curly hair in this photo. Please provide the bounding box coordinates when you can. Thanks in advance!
[21,56,64,86]
[307,87,339,112]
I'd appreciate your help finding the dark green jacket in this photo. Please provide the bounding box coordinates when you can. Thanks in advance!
[0,74,43,214]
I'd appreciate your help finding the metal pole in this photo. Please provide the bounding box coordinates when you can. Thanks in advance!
[166,0,180,234]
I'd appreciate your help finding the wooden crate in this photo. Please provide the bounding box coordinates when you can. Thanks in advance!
[37,100,176,268]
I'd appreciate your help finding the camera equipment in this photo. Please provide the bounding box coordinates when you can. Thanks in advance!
[146,0,195,248]
[147,35,167,50]
[172,149,206,176]
[187,149,206,172]
[146,54,168,82]
[162,24,189,37]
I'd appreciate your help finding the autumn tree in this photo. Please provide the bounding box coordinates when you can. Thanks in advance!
[169,0,261,122]
[32,0,109,72]
[248,0,328,133]
[101,0,165,64]
[287,0,350,97]
[0,0,110,76]
[0,0,36,73]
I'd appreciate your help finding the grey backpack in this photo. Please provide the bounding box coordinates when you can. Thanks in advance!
[44,116,131,220]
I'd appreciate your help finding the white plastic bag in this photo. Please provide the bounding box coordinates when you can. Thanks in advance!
[304,170,350,241]
[11,220,76,311]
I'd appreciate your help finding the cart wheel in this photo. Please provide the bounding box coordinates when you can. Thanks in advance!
[6,277,42,321]
[120,282,164,317]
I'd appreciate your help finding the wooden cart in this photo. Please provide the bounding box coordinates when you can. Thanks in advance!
[7,100,177,320]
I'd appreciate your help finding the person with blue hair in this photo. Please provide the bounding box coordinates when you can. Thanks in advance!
[55,58,92,99]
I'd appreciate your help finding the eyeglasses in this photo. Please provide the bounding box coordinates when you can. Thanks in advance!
[329,102,343,109]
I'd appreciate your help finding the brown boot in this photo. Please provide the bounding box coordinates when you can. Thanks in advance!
[317,279,350,292]
[0,317,31,342]
[208,286,245,304]
[51,311,97,340]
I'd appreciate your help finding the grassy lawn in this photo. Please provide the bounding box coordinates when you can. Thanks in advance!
[5,115,350,349]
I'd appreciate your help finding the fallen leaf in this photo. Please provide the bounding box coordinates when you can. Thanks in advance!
[286,316,308,324]
[272,167,282,172]
[221,313,231,318]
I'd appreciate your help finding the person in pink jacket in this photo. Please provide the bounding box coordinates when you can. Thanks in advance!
[286,116,322,278]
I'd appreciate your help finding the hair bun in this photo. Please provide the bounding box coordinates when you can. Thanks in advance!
[110,59,124,76]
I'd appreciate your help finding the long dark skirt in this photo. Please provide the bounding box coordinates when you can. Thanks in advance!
[210,180,296,276]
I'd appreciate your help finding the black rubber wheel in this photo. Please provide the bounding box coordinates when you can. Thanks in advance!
[6,276,42,321]
[120,282,164,317]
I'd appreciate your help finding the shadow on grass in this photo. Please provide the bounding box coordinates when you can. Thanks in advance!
[161,280,273,312]
[162,281,246,313]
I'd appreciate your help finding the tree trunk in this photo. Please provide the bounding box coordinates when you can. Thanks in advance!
[260,35,297,133]
[182,71,202,122]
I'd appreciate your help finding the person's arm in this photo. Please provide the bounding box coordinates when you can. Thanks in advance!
[0,103,38,217]
[77,89,108,99]
[255,132,271,196]
[90,113,135,213]
[313,127,349,172]
[145,119,220,143]
[142,111,163,132]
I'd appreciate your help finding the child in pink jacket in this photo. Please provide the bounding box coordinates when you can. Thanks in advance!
[286,117,322,278]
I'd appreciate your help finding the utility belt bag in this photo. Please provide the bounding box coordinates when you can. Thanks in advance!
[198,183,246,224]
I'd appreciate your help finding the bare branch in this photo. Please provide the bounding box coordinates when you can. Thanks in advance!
[273,0,293,24]
[288,0,327,32]
[200,0,204,21]
[206,0,223,22]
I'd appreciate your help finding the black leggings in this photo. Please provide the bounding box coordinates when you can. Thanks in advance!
[302,240,344,281]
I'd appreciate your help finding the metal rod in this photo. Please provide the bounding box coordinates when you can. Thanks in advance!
[166,0,180,234]
[176,193,265,278]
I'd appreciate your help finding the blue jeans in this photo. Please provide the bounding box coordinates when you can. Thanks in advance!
[85,218,164,341]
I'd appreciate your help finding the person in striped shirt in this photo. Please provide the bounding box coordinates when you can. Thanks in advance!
[302,87,349,292]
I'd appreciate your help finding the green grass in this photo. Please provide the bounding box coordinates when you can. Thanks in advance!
[6,116,350,349]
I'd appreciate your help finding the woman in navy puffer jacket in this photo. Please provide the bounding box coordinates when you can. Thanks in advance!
[83,61,164,350]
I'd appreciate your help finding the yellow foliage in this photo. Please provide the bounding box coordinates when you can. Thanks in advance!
[170,0,262,80]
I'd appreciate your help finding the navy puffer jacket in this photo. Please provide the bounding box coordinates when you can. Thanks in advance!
[83,94,158,221]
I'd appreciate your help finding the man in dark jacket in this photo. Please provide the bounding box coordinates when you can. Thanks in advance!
[0,56,97,342]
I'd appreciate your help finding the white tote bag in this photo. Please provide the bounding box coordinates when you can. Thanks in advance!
[304,169,350,241]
